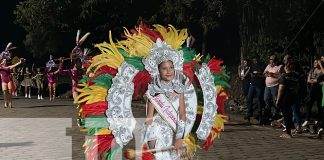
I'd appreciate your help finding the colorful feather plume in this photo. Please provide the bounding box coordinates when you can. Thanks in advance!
[76,22,230,159]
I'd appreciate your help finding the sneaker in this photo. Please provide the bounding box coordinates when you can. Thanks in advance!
[293,126,302,134]
[282,127,286,132]
[38,95,40,100]
[318,128,323,139]
[302,121,309,127]
[277,117,284,123]
[25,94,27,98]
[41,96,43,100]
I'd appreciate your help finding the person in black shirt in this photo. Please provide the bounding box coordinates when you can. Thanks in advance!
[276,62,300,138]
[245,56,265,121]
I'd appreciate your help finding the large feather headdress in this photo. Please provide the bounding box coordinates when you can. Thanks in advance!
[75,23,230,160]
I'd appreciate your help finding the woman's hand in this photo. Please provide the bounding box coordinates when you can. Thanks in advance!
[145,118,153,125]
[175,139,183,158]
[19,58,25,63]
[59,57,64,63]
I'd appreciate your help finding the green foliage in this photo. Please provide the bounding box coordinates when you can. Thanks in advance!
[239,0,324,63]
[14,0,78,56]
[14,0,162,57]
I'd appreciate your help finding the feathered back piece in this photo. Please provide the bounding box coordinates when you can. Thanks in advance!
[75,23,230,160]
[71,30,91,64]
[45,54,57,71]
[0,42,17,61]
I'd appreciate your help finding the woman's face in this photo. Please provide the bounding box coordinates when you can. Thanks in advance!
[314,60,319,68]
[37,68,41,72]
[243,60,247,66]
[158,60,174,82]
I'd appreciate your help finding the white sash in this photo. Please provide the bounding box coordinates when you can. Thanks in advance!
[147,94,178,131]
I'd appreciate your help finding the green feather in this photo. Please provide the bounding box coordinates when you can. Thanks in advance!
[84,117,109,129]
[181,47,197,63]
[93,74,113,88]
[118,48,128,57]
[221,66,230,80]
[106,144,122,160]
[87,128,99,136]
[124,56,145,71]
[203,54,211,63]
[79,76,90,83]
[212,74,230,87]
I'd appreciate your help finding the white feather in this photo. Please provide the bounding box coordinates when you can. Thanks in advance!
[78,32,91,45]
[76,29,81,45]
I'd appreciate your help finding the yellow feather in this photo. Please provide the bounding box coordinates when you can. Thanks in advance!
[94,128,112,135]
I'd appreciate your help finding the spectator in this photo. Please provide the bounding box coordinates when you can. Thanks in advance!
[244,56,265,121]
[276,62,301,138]
[238,58,251,98]
[186,30,196,50]
[303,59,323,127]
[263,54,282,121]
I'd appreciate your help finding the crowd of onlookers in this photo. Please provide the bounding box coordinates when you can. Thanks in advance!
[238,54,324,139]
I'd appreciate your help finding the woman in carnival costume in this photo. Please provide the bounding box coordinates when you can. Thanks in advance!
[58,57,85,102]
[0,42,25,108]
[21,65,35,98]
[75,23,230,160]
[58,30,89,102]
[45,55,60,101]
[11,67,19,96]
[31,65,45,100]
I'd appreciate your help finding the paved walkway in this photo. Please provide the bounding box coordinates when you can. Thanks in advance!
[0,96,323,160]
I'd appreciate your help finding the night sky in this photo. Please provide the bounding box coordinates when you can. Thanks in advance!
[0,1,26,58]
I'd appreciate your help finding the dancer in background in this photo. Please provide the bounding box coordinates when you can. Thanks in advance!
[45,55,60,101]
[11,68,19,96]
[0,42,24,108]
[58,57,84,102]
[32,65,44,100]
[21,66,34,98]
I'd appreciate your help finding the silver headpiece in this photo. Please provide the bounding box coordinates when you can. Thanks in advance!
[143,38,184,78]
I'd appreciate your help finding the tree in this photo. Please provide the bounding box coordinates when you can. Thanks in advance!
[237,0,324,63]
[14,0,78,58]
[14,0,162,58]
[152,0,225,55]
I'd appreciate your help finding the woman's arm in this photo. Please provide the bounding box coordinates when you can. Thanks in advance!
[307,72,313,83]
[276,84,284,108]
[178,92,186,123]
[175,92,186,155]
[145,101,154,125]
[8,58,24,70]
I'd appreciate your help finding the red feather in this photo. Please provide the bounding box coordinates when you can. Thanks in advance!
[132,71,152,99]
[89,66,117,82]
[85,134,116,160]
[183,60,196,83]
[81,101,108,116]
[202,134,213,151]
[207,58,223,75]
[129,22,163,42]
[216,90,229,115]
[139,22,163,42]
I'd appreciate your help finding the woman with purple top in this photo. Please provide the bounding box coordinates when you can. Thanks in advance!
[58,57,84,102]
[45,55,60,101]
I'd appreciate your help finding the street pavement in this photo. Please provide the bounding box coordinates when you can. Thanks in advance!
[0,96,323,160]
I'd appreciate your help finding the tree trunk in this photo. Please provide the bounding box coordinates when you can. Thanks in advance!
[202,26,208,55]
